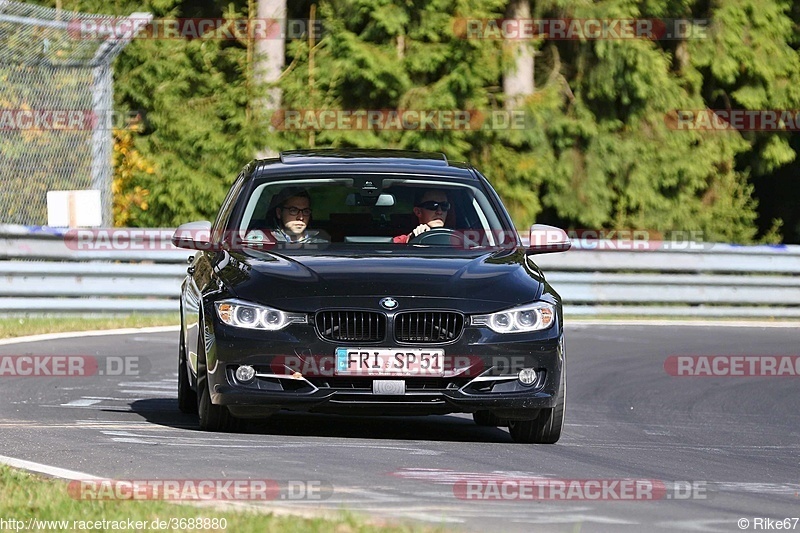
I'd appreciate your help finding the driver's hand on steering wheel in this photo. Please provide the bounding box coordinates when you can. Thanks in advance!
[409,224,431,239]
[408,218,445,239]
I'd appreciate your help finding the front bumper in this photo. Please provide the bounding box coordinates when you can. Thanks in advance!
[203,319,564,419]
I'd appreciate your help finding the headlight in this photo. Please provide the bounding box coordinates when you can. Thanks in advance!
[471,302,555,333]
[215,299,307,330]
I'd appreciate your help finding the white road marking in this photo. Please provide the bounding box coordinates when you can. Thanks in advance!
[654,519,735,532]
[644,430,672,436]
[558,440,800,450]
[87,429,450,457]
[0,325,178,346]
[117,381,176,388]
[60,399,102,407]
[76,420,154,426]
[713,482,800,494]
[46,404,130,410]
[102,431,155,437]
[569,320,800,328]
[130,336,176,343]
[390,467,546,484]
[0,454,102,481]
[82,396,139,401]
[110,437,161,445]
[512,514,639,525]
[119,390,177,396]
[390,511,463,523]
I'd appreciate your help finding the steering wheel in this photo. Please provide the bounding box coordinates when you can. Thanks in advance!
[407,228,465,246]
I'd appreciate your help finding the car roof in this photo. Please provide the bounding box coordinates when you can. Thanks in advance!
[251,149,478,181]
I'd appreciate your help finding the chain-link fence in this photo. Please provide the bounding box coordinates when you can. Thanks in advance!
[0,0,150,227]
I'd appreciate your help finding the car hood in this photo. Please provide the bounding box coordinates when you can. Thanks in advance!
[215,246,546,313]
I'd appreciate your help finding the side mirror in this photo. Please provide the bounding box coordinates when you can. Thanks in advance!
[527,224,571,255]
[172,221,213,250]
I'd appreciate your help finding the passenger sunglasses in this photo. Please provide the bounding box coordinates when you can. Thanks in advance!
[282,206,312,217]
[416,201,451,212]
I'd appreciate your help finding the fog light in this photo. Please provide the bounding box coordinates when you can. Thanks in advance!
[235,365,256,382]
[518,368,537,386]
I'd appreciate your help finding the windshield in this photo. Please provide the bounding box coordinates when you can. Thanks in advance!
[231,175,516,249]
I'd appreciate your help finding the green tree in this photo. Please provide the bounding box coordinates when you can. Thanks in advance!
[32,0,268,226]
[18,0,800,242]
[271,0,787,242]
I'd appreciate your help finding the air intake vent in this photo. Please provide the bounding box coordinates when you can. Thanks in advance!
[395,312,464,343]
[315,311,386,342]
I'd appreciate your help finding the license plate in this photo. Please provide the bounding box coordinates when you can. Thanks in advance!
[335,348,445,376]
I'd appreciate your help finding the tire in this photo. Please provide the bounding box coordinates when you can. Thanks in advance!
[177,332,198,414]
[473,411,504,427]
[196,323,240,432]
[508,368,566,444]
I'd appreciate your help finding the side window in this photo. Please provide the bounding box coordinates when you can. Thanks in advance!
[212,172,247,243]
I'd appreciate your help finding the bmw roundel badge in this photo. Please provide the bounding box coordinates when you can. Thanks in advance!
[380,297,399,310]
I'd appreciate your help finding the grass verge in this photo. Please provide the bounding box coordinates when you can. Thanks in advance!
[0,465,438,533]
[0,314,180,339]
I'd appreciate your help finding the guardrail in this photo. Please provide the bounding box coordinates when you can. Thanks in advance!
[1,226,798,317]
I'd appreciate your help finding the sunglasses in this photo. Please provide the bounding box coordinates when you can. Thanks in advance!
[282,206,312,217]
[416,201,451,212]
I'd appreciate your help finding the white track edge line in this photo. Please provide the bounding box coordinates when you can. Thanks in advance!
[0,454,102,481]
[568,320,800,328]
[0,454,373,522]
[0,325,179,346]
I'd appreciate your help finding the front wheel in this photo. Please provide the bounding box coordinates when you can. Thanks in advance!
[508,369,566,444]
[177,332,197,414]
[196,324,240,432]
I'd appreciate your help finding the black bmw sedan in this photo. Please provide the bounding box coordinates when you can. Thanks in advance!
[172,149,570,443]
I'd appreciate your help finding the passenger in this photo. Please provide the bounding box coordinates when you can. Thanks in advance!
[246,187,326,244]
[393,189,451,244]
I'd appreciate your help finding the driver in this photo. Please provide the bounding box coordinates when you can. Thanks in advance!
[393,189,451,244]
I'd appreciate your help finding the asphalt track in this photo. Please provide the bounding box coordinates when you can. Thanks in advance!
[0,323,798,532]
